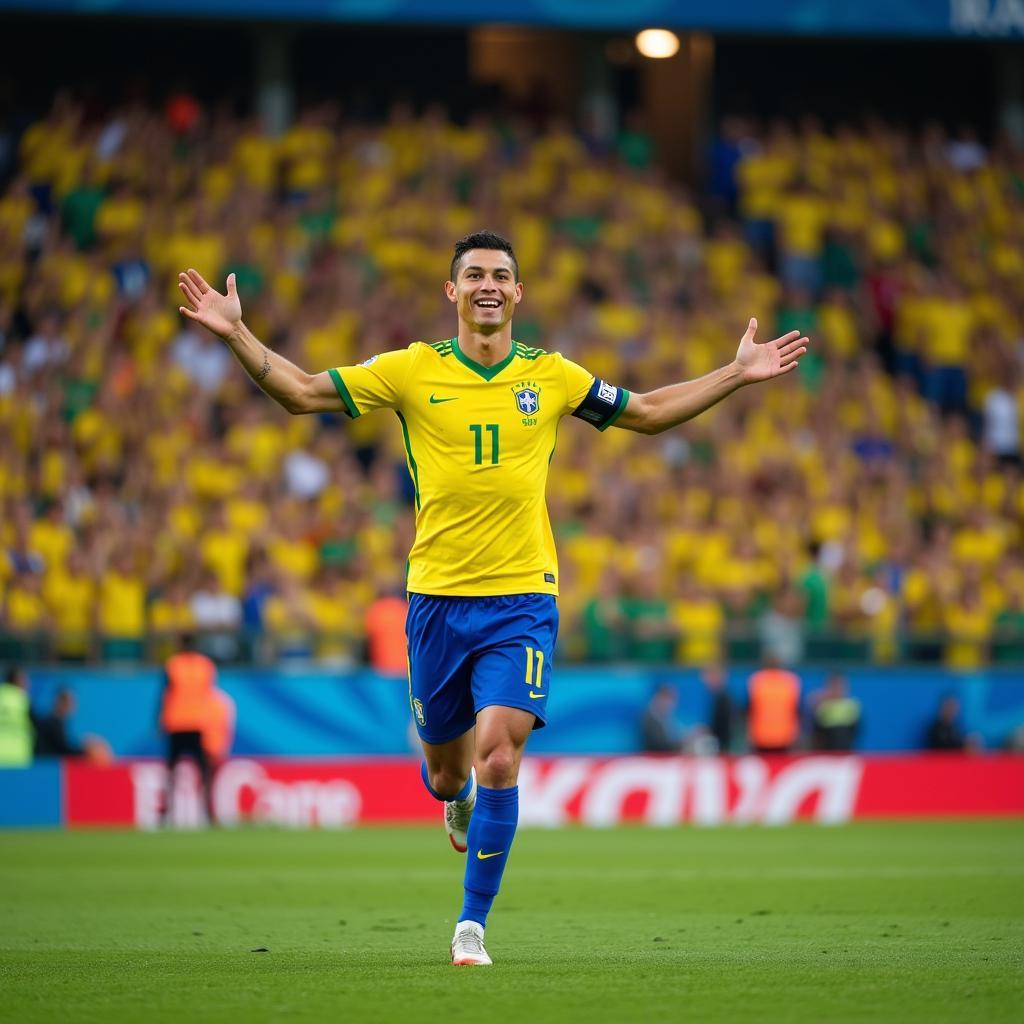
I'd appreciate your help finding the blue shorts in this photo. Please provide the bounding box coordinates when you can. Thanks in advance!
[405,593,558,745]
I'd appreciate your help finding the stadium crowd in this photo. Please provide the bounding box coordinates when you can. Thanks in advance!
[1,93,1023,669]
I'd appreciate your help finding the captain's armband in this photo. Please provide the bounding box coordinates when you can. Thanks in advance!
[571,378,630,432]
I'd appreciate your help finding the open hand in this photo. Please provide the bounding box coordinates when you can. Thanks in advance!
[178,269,242,340]
[734,318,809,385]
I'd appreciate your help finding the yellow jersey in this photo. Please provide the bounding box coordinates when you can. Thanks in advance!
[330,339,629,597]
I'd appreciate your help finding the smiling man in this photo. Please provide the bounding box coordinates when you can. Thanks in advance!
[177,230,808,966]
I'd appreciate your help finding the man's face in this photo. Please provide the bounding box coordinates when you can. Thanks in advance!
[655,687,677,712]
[445,249,522,333]
[703,668,724,691]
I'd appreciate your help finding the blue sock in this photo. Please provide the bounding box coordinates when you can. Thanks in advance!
[459,784,519,928]
[420,761,473,802]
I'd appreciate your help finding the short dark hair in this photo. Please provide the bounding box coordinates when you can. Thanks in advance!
[4,666,26,687]
[450,231,519,283]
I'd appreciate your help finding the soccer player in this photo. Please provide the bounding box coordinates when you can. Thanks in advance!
[177,231,808,965]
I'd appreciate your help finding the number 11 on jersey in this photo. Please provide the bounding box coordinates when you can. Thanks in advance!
[470,423,500,465]
[525,645,544,689]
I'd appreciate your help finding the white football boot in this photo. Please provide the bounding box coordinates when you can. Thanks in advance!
[451,920,492,966]
[444,767,476,853]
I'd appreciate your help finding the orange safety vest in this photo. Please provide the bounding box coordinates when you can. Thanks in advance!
[747,668,801,749]
[366,596,408,675]
[161,651,217,733]
[202,688,236,761]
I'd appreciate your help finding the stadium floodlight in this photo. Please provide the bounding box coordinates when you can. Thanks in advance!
[634,29,680,59]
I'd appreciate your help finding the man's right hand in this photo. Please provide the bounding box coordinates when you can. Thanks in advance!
[178,269,243,340]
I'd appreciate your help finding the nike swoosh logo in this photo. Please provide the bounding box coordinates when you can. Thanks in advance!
[477,849,504,860]
[429,394,458,404]
[529,691,545,699]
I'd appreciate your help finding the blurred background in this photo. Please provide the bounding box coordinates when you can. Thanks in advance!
[1,1,1023,825]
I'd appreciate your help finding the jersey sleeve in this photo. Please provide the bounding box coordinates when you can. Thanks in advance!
[561,356,630,432]
[328,347,415,417]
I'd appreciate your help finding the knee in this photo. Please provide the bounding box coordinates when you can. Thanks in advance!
[429,768,469,800]
[476,745,519,788]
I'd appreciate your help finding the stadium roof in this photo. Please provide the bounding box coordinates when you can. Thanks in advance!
[2,0,1023,40]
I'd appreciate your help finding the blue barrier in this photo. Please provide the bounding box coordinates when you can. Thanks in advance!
[24,664,1024,757]
[0,762,63,827]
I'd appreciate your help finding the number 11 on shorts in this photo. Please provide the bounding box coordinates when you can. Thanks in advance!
[524,646,544,689]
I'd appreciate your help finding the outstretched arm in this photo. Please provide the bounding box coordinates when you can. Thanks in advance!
[177,269,343,415]
[615,318,808,435]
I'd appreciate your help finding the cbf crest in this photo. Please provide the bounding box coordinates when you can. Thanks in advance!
[511,380,541,426]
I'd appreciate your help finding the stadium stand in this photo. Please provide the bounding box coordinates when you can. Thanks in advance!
[1,95,1023,667]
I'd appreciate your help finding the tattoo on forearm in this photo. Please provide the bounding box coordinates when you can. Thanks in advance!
[255,351,272,382]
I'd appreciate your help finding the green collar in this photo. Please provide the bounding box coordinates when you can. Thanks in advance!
[451,336,518,381]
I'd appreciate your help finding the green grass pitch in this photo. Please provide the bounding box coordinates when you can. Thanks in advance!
[2,822,1022,1023]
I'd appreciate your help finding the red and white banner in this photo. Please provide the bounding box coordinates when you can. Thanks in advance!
[64,758,431,829]
[63,754,1024,829]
